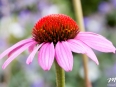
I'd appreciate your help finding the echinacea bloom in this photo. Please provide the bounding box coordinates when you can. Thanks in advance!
[0,14,116,72]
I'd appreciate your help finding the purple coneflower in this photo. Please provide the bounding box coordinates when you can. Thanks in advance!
[0,14,116,71]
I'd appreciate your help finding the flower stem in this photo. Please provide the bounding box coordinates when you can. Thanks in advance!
[55,60,65,87]
[82,55,92,87]
[73,0,85,31]
[73,0,92,87]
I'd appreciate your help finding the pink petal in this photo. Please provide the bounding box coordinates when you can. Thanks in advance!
[0,38,34,59]
[55,41,73,72]
[38,42,55,71]
[2,41,36,69]
[28,42,37,53]
[76,39,99,65]
[26,43,43,64]
[8,45,23,57]
[76,32,116,53]
[67,39,86,53]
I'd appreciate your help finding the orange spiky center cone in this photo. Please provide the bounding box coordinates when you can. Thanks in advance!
[32,14,80,44]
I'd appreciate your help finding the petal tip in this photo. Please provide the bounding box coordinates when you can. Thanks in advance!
[65,69,72,72]
[2,65,6,70]
[43,68,50,71]
[96,62,99,65]
[111,47,116,53]
[26,61,31,65]
[94,60,99,65]
[64,66,73,72]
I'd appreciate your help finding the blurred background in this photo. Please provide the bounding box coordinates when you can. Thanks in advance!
[0,0,116,87]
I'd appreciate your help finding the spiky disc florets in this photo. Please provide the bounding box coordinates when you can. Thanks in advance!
[32,14,80,44]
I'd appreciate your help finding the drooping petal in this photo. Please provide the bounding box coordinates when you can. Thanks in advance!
[8,45,23,57]
[38,42,55,71]
[55,41,73,72]
[28,42,37,53]
[8,42,38,57]
[2,41,36,69]
[67,39,86,53]
[76,39,99,65]
[26,43,43,64]
[76,32,116,53]
[0,38,34,59]
[8,39,37,57]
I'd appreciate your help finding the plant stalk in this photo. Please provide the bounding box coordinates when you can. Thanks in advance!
[73,0,92,87]
[55,60,65,87]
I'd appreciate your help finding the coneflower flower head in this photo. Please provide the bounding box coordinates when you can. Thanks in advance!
[32,14,79,44]
[0,14,116,72]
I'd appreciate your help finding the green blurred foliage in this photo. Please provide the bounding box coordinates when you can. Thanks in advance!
[8,61,30,87]
[106,11,116,27]
[81,0,101,16]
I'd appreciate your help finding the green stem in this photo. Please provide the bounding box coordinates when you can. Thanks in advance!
[55,60,65,87]
[73,0,92,87]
